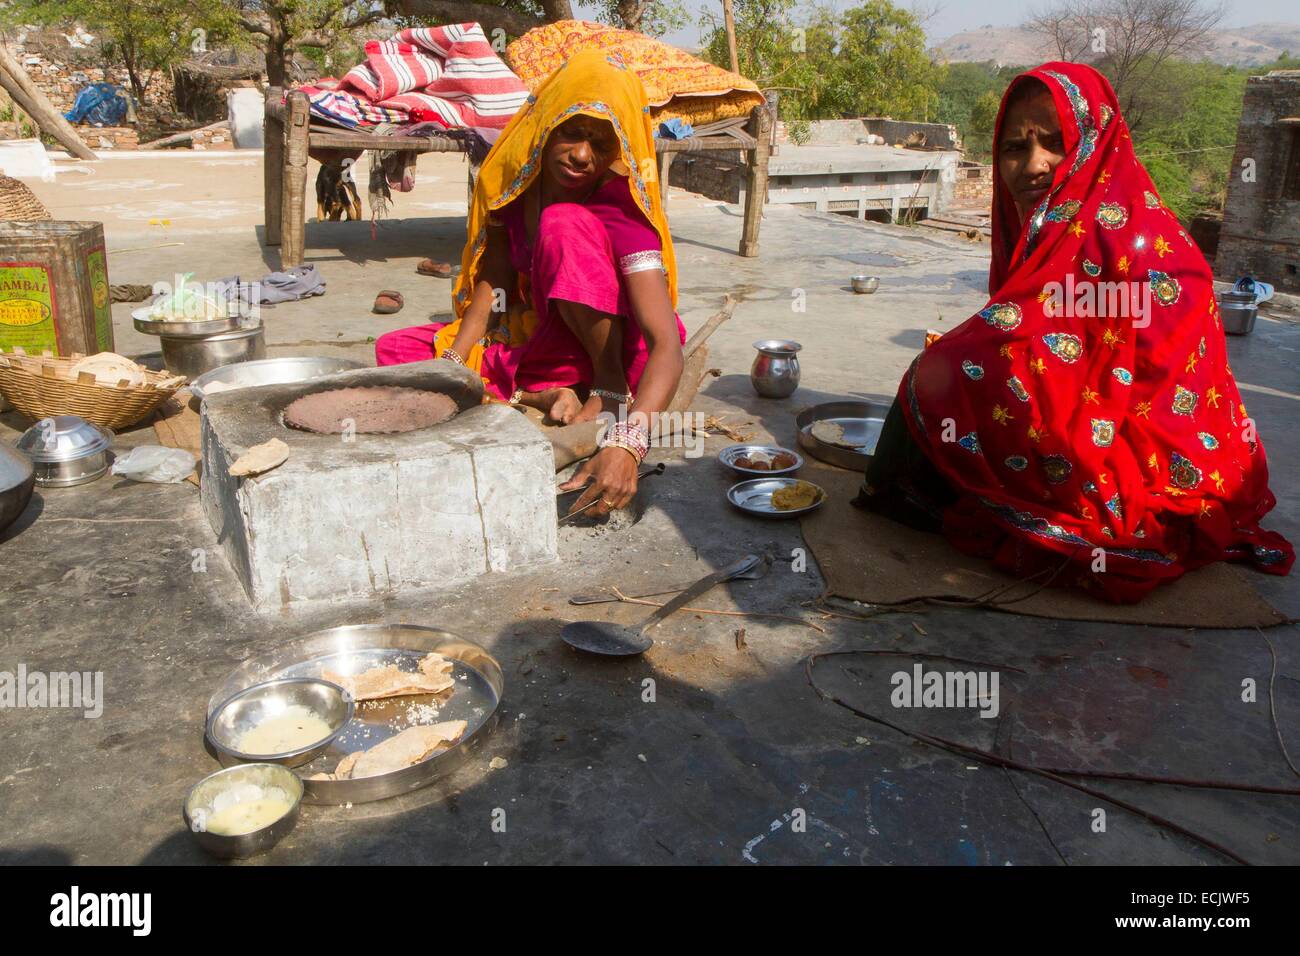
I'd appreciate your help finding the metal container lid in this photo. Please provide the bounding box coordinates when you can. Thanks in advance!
[15,415,114,463]
[133,308,261,338]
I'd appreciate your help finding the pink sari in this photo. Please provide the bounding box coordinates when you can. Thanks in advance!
[375,175,685,400]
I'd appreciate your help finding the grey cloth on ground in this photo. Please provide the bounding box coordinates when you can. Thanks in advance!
[212,265,327,306]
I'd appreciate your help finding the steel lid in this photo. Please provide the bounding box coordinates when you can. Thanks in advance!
[15,415,114,463]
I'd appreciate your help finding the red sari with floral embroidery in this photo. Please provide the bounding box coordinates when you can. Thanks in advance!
[899,62,1293,602]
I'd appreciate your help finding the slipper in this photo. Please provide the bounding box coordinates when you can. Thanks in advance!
[372,290,404,314]
[416,258,453,278]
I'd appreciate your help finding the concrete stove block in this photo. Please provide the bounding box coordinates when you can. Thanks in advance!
[199,360,558,610]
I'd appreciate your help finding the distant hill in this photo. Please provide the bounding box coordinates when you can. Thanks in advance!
[933,21,1300,67]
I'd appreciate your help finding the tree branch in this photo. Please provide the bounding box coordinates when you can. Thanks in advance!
[392,0,547,36]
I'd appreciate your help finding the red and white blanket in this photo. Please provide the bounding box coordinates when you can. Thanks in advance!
[299,23,528,130]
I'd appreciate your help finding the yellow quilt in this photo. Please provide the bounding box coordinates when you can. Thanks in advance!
[506,20,765,126]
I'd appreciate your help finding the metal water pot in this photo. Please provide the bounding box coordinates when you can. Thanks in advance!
[750,339,802,398]
[0,440,35,534]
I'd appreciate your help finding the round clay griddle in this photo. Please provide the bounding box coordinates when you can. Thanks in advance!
[282,386,458,435]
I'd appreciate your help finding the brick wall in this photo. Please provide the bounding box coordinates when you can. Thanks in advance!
[1216,71,1300,292]
[82,126,138,149]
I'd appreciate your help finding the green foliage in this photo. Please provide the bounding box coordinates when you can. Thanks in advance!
[1122,60,1246,220]
[700,0,935,121]
[932,61,1020,162]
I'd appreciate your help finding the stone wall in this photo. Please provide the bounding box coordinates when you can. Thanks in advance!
[1216,71,1300,292]
[10,40,172,116]
[954,163,993,204]
[665,152,744,204]
[190,126,234,150]
[80,126,139,150]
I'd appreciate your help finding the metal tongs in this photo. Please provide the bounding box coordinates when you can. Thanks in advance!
[557,462,665,525]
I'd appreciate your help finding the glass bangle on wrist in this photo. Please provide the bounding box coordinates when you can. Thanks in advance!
[443,347,466,366]
[599,421,650,463]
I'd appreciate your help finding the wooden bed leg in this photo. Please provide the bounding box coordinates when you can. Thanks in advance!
[263,87,284,247]
[740,104,772,258]
[280,91,310,269]
[658,152,673,205]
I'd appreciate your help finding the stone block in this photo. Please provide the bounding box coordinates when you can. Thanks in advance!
[199,360,558,610]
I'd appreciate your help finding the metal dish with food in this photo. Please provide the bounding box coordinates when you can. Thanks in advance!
[206,624,503,805]
[189,356,367,402]
[795,400,890,471]
[728,476,826,518]
[131,307,248,338]
[14,415,114,487]
[718,443,803,477]
[182,762,303,859]
[206,677,354,768]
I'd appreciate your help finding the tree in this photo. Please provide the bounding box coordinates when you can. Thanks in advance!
[234,1,390,88]
[5,0,231,101]
[700,0,935,121]
[1023,0,1226,128]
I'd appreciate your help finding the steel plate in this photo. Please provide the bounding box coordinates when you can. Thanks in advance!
[717,443,803,477]
[206,624,503,804]
[795,400,891,471]
[727,477,826,519]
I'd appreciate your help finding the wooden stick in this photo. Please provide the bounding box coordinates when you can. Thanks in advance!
[139,120,229,150]
[0,39,95,160]
[612,586,826,633]
[263,87,284,248]
[281,91,310,268]
[722,0,741,74]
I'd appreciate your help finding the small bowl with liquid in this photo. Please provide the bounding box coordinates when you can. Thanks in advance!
[206,677,353,768]
[183,762,304,859]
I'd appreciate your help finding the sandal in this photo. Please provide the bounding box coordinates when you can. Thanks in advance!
[416,258,453,278]
[372,290,404,314]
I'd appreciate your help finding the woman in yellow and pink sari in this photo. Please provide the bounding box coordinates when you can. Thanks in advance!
[376,50,686,518]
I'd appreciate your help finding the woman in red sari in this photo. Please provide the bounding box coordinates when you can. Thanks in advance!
[857,62,1293,602]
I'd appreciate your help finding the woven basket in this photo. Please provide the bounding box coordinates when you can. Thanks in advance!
[0,348,186,430]
[0,175,52,222]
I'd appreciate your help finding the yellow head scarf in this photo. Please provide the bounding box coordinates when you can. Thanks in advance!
[452,48,678,328]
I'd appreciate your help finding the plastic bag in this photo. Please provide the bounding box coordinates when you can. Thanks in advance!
[111,446,197,484]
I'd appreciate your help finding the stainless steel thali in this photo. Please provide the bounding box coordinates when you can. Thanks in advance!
[206,624,503,804]
[795,400,891,471]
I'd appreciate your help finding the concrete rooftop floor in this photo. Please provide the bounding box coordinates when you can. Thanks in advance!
[1,151,1297,865]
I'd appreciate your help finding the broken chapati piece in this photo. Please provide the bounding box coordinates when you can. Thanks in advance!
[322,651,455,702]
[313,720,469,780]
[228,438,290,477]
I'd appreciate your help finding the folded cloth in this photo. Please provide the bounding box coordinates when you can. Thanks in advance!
[212,265,326,306]
[507,20,764,125]
[296,23,528,130]
[656,118,694,140]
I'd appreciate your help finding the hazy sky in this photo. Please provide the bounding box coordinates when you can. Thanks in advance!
[571,0,1300,49]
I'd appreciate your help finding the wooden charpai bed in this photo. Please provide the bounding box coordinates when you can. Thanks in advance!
[262,87,772,268]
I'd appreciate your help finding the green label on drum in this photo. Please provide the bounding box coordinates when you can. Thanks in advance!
[0,262,57,353]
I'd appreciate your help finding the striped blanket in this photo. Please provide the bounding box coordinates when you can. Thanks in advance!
[299,23,528,130]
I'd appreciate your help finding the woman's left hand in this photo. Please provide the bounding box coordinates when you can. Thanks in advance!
[559,446,638,518]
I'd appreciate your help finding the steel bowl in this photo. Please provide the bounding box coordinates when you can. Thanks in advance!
[190,356,367,402]
[718,443,804,477]
[0,442,34,532]
[206,677,353,768]
[851,275,880,294]
[159,323,266,379]
[182,762,303,859]
[14,416,114,488]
